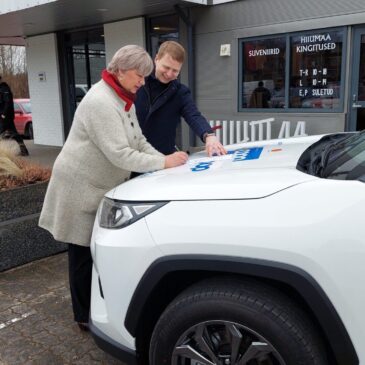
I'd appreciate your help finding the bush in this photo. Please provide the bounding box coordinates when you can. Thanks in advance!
[0,143,51,191]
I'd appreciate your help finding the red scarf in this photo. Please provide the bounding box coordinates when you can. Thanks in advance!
[101,69,136,111]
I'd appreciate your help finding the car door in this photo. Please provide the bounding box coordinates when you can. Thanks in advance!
[13,102,27,134]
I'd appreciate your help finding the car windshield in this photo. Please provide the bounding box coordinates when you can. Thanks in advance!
[20,101,31,113]
[297,131,365,182]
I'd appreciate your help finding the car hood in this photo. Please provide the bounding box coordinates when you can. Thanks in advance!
[108,135,324,201]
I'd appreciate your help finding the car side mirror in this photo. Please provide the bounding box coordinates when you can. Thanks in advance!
[14,110,23,115]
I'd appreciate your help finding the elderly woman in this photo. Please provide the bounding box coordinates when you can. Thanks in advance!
[39,45,188,331]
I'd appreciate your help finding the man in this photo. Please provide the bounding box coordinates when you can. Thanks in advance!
[0,75,29,156]
[249,81,271,108]
[135,41,226,157]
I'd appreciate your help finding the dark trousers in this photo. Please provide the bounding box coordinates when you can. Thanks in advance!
[68,244,93,323]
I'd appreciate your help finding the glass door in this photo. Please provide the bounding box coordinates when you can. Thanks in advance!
[60,28,105,137]
[146,14,182,145]
[349,27,365,131]
[67,28,105,109]
[147,14,179,58]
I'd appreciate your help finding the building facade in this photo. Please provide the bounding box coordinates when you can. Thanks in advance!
[1,0,365,147]
[193,0,365,142]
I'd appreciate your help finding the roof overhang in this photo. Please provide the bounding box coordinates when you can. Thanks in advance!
[184,0,237,3]
[0,0,209,46]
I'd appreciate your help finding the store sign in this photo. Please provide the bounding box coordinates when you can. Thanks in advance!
[290,30,343,108]
[296,34,336,53]
[248,48,280,57]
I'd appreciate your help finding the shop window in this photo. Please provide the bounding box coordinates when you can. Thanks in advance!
[290,30,343,109]
[241,37,286,109]
[239,28,346,112]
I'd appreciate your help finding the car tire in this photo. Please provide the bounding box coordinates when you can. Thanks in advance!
[25,122,33,139]
[149,277,328,365]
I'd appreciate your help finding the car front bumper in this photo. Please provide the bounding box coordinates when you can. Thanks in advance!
[90,319,137,364]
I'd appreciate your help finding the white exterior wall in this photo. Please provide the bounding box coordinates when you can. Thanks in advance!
[0,0,57,13]
[26,33,64,146]
[104,18,145,65]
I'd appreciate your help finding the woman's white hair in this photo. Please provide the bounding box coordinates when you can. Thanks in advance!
[107,45,153,76]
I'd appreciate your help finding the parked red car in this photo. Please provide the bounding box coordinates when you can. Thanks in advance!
[14,98,33,139]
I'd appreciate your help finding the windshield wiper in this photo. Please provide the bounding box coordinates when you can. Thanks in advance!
[320,131,365,178]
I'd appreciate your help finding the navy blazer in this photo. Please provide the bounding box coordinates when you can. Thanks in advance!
[135,76,213,154]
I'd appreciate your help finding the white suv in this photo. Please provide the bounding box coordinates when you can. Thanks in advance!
[90,132,365,365]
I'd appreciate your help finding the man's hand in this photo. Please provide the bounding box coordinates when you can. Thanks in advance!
[205,135,227,157]
[164,151,189,168]
[0,114,5,119]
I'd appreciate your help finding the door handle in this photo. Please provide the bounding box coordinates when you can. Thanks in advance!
[352,103,362,108]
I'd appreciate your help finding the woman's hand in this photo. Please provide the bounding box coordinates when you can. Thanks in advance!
[164,151,189,168]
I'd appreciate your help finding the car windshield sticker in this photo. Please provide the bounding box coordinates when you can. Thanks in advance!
[189,147,263,172]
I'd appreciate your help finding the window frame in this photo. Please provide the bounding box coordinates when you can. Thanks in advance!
[238,26,347,113]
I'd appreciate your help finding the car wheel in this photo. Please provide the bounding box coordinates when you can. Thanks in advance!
[25,122,33,139]
[149,278,328,365]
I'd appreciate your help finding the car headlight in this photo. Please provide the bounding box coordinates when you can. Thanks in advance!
[98,197,168,229]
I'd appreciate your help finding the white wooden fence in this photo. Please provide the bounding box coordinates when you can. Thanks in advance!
[209,119,307,145]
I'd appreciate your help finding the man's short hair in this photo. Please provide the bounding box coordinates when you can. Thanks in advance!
[156,41,185,63]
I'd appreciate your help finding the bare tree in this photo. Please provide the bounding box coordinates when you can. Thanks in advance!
[0,45,29,98]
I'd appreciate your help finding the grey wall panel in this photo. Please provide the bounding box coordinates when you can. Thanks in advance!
[195,31,235,100]
[198,99,237,118]
[301,115,345,134]
[193,0,365,34]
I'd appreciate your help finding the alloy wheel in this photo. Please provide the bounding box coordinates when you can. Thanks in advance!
[172,320,286,365]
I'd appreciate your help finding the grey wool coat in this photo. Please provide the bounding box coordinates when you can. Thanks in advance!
[39,79,165,246]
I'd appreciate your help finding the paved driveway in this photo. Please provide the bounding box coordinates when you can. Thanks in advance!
[0,253,125,365]
[23,140,61,168]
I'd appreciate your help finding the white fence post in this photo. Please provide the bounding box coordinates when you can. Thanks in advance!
[250,122,256,141]
[222,121,228,145]
[229,120,235,144]
[249,118,274,142]
[216,120,222,142]
[266,120,271,140]
[243,121,249,142]
[236,121,242,143]
[278,121,291,139]
[294,121,307,137]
